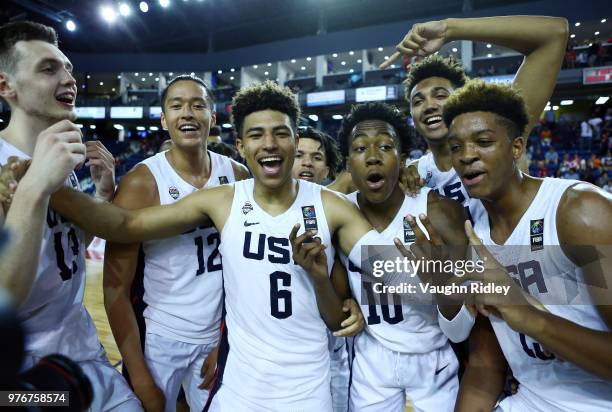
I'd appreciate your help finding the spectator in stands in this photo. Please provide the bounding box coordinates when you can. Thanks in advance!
[565,45,576,68]
[559,153,571,175]
[588,39,601,67]
[589,111,604,150]
[536,160,548,177]
[540,125,552,146]
[545,145,559,166]
[563,166,581,180]
[533,146,545,161]
[208,125,222,144]
[581,118,593,150]
[576,50,588,67]
[603,177,612,194]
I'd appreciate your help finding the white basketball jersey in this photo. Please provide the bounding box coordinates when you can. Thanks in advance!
[218,178,335,408]
[473,178,612,411]
[341,189,448,354]
[414,151,485,223]
[139,150,235,344]
[0,138,103,362]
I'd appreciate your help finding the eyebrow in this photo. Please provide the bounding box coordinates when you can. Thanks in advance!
[352,130,396,139]
[448,128,496,140]
[168,96,205,102]
[37,57,72,72]
[411,86,450,101]
[246,125,291,134]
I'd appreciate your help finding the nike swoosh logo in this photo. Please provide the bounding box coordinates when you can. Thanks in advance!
[244,222,260,227]
[435,364,449,375]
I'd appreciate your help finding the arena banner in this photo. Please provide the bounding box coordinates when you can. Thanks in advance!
[583,66,612,85]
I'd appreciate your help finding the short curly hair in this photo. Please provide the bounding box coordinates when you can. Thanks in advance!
[443,79,529,138]
[231,80,300,137]
[403,55,468,101]
[297,126,342,178]
[338,102,411,156]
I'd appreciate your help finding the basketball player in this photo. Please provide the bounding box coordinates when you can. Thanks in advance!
[47,81,399,411]
[104,75,249,412]
[0,21,142,410]
[443,80,612,411]
[293,126,342,184]
[338,102,468,411]
[382,16,567,222]
[292,126,361,412]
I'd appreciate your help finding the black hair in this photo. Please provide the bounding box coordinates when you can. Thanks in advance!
[231,80,300,137]
[297,126,342,178]
[404,55,467,101]
[161,74,215,113]
[338,102,411,156]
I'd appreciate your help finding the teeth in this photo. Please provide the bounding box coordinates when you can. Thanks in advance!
[180,125,197,131]
[260,156,281,163]
[425,116,442,125]
[300,171,313,177]
[56,93,74,102]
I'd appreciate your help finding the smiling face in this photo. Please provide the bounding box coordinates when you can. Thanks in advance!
[448,111,524,200]
[410,76,455,144]
[347,119,401,204]
[236,109,296,189]
[292,137,330,184]
[161,80,215,150]
[2,40,77,122]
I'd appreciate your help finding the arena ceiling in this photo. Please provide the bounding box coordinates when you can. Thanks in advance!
[2,0,546,53]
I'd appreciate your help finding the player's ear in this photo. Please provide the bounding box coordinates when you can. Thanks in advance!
[236,138,246,159]
[210,112,216,128]
[160,110,168,131]
[511,135,525,160]
[0,72,17,102]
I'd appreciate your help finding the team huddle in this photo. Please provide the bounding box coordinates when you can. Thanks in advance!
[0,13,611,412]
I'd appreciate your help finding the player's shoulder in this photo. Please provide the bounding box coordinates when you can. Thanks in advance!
[557,181,612,244]
[230,158,250,181]
[321,185,355,206]
[113,164,159,208]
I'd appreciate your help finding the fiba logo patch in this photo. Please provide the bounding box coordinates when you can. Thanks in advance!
[242,201,253,215]
[68,173,79,189]
[530,219,544,251]
[168,186,180,200]
[403,216,416,243]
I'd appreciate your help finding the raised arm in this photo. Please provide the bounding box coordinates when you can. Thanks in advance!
[444,16,568,134]
[49,183,231,243]
[386,15,568,134]
[0,121,85,304]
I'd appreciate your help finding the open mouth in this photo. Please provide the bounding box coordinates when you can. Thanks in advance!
[178,124,200,135]
[462,170,486,186]
[259,155,283,177]
[365,171,385,190]
[422,115,444,130]
[298,170,314,181]
[55,92,75,107]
